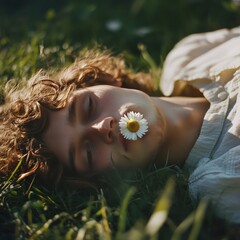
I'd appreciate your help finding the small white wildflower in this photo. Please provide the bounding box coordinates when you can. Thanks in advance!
[105,20,122,32]
[119,111,148,141]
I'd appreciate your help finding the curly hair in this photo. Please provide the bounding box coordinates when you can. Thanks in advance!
[0,49,154,187]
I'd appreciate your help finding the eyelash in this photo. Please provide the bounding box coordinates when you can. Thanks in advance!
[88,95,93,120]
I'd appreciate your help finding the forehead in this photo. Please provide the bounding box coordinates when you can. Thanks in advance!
[41,106,70,165]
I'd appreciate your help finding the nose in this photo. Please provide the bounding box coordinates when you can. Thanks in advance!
[91,117,115,144]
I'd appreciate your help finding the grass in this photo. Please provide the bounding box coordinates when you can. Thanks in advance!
[1,0,240,239]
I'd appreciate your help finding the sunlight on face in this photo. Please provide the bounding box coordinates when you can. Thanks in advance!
[42,85,166,176]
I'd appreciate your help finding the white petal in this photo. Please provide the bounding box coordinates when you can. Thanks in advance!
[131,133,137,141]
[137,132,143,138]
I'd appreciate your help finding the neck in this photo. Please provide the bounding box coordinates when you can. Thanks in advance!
[152,96,209,167]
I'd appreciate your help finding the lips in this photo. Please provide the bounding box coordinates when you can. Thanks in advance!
[118,133,128,152]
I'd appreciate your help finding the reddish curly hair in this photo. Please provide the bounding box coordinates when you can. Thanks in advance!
[0,49,155,186]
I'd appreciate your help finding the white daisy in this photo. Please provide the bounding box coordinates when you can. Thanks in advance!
[119,111,148,141]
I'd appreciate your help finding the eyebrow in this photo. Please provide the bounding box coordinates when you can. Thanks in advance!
[68,95,77,125]
[67,96,77,172]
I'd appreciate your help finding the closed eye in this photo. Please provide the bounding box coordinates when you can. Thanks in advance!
[68,95,77,125]
[68,144,77,174]
[88,95,93,120]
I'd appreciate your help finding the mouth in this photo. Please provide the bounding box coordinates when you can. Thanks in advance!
[118,133,128,152]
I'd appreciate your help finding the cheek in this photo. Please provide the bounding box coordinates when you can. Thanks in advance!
[106,94,123,109]
[96,93,119,115]
[94,143,112,171]
[130,119,165,166]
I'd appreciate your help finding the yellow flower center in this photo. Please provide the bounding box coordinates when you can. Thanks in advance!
[127,120,140,133]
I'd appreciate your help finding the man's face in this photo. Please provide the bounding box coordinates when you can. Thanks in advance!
[42,85,166,176]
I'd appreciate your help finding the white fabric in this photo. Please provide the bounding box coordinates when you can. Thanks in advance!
[160,26,240,223]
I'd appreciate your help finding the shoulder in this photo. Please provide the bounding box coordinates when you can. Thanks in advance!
[160,26,240,96]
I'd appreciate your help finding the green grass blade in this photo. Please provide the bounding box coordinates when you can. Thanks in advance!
[116,187,137,240]
[188,199,208,240]
[100,192,112,240]
[171,212,195,240]
[145,177,175,237]
[138,43,162,91]
[7,157,24,183]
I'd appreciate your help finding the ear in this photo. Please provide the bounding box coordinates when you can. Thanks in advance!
[112,79,122,87]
